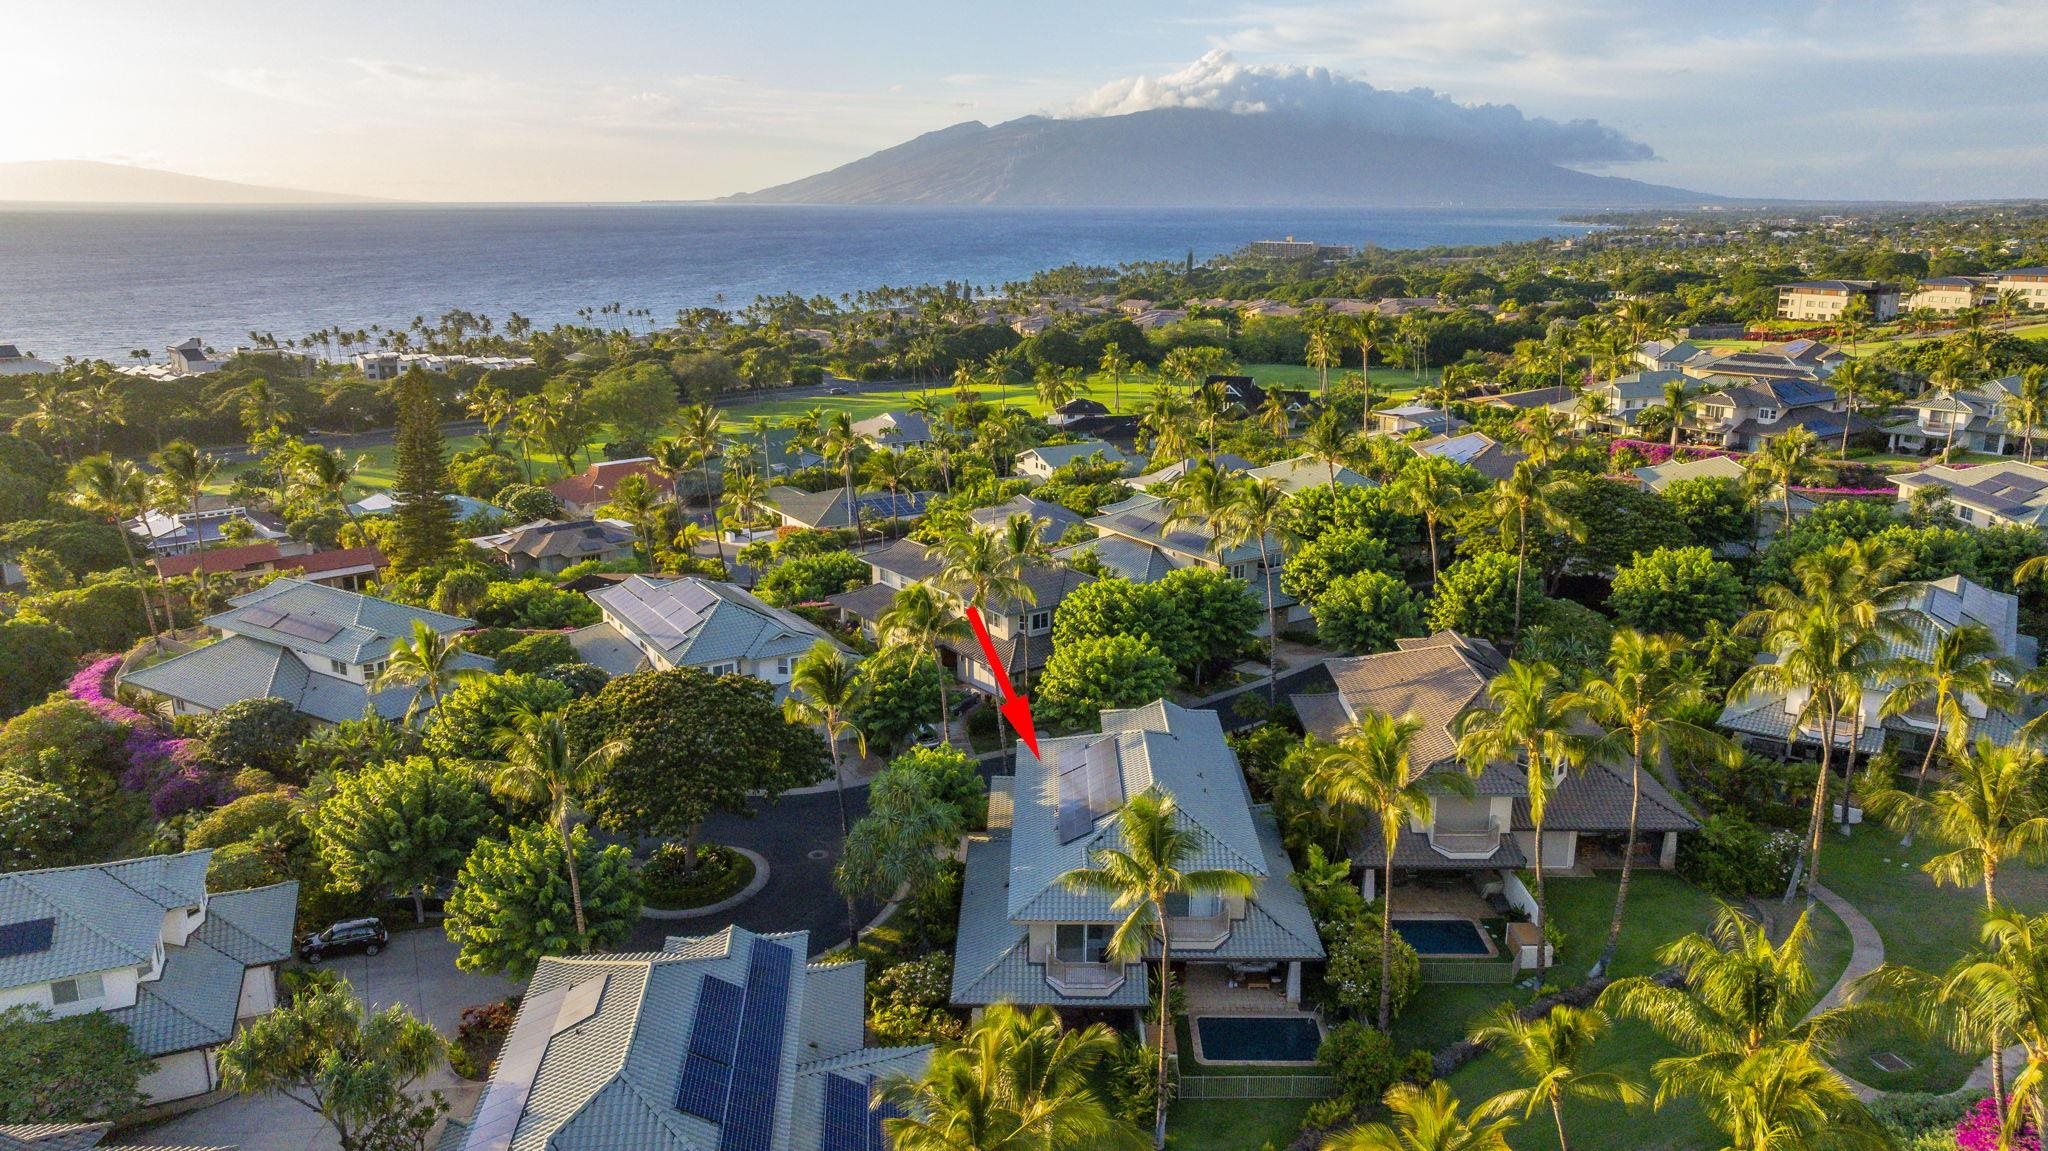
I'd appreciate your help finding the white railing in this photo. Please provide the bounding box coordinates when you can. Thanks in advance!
[1167,911,1234,950]
[1040,950,1127,996]
[1429,821,1503,859]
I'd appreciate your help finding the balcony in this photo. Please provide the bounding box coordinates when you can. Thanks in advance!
[1166,910,1234,950]
[1429,820,1505,860]
[1038,948,1128,997]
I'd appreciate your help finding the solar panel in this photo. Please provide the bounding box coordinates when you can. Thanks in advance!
[871,1091,905,1151]
[273,612,344,643]
[720,939,794,1151]
[552,974,606,1035]
[676,975,745,1120]
[0,917,55,959]
[822,1073,870,1151]
[239,605,286,628]
[463,981,572,1151]
[1055,739,1123,845]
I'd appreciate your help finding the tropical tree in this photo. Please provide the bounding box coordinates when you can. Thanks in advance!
[309,754,495,924]
[1301,412,1354,488]
[1303,713,1474,1029]
[1212,477,1293,704]
[1306,313,1340,398]
[466,379,517,454]
[372,619,479,725]
[1099,342,1132,414]
[1393,454,1469,591]
[1480,461,1581,643]
[490,708,624,939]
[1830,359,1884,455]
[820,410,866,543]
[1654,375,1698,449]
[879,583,968,746]
[1745,426,1825,530]
[1566,630,1729,976]
[289,444,365,535]
[150,440,223,527]
[936,527,1034,719]
[1867,737,2048,911]
[1455,660,1585,951]
[672,401,729,570]
[1875,622,2017,843]
[1469,1005,1643,1151]
[2007,364,2048,464]
[1345,312,1387,431]
[65,453,159,640]
[783,641,869,939]
[1323,1081,1518,1151]
[879,1003,1145,1151]
[1058,791,1255,1148]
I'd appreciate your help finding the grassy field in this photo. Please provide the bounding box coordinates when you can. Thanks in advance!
[1167,1099,1315,1151]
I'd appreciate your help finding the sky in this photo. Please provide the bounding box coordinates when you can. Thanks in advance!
[4,0,2046,203]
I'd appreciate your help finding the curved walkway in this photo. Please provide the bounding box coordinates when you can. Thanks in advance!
[1804,884,1886,1100]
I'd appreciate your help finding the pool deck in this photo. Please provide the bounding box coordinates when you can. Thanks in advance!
[1182,963,1313,1017]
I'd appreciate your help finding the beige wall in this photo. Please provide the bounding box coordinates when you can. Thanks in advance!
[141,1048,217,1104]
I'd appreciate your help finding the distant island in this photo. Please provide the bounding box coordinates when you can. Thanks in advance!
[723,107,1711,209]
[0,160,377,205]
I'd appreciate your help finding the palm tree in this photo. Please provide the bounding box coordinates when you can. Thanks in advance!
[2007,364,2048,464]
[1303,713,1473,1029]
[820,410,865,544]
[1601,905,1880,1151]
[868,449,915,532]
[288,444,364,536]
[1515,409,1571,471]
[1035,365,1087,411]
[1867,737,2048,910]
[1345,313,1386,432]
[1566,630,1729,977]
[719,466,771,538]
[1392,454,1468,592]
[1829,360,1884,455]
[67,453,159,640]
[1875,623,2017,844]
[1654,375,1698,449]
[489,708,623,938]
[936,529,1033,745]
[1099,342,1132,414]
[1324,1081,1518,1151]
[1258,389,1293,440]
[1469,1005,1643,1151]
[466,380,516,454]
[878,584,967,747]
[1455,659,1584,956]
[1164,460,1237,552]
[1572,388,1611,434]
[879,1003,1145,1151]
[782,641,868,940]
[149,440,222,528]
[1300,412,1354,488]
[372,620,478,725]
[1745,425,1825,533]
[1481,461,1581,643]
[672,401,729,570]
[1306,314,1339,398]
[1057,791,1255,1149]
[1210,477,1293,704]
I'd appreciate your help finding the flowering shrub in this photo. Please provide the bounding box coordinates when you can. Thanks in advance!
[1957,1096,2038,1151]
[1609,439,1748,467]
[65,656,219,817]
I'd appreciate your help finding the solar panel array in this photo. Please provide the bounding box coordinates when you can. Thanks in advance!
[822,1073,903,1151]
[721,939,794,1151]
[610,578,721,652]
[553,974,607,1035]
[0,916,55,959]
[239,605,287,628]
[463,981,573,1151]
[1056,738,1123,845]
[676,976,745,1120]
[272,612,344,643]
[855,492,929,519]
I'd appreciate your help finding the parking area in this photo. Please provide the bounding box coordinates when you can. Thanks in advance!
[130,927,522,1151]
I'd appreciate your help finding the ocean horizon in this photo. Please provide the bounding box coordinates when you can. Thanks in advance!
[0,204,1597,360]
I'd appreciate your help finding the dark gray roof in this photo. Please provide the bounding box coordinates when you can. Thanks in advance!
[122,634,492,723]
[0,852,210,989]
[966,495,1086,544]
[0,1125,233,1151]
[208,578,474,664]
[476,519,636,560]
[1303,634,1508,774]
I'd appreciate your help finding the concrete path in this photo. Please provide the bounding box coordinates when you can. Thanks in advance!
[1804,884,1887,1101]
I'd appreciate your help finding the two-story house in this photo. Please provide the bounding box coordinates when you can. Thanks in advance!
[1892,460,2048,529]
[951,701,1322,1015]
[1368,402,1465,438]
[121,578,493,725]
[548,458,677,518]
[1014,440,1128,480]
[1245,454,1374,493]
[1776,280,1900,322]
[1721,575,2037,757]
[965,494,1087,546]
[571,574,845,692]
[1556,369,1689,434]
[0,852,296,1105]
[1688,377,1864,450]
[1883,376,2026,456]
[128,495,291,557]
[442,926,928,1151]
[1634,340,1707,372]
[1681,340,1845,383]
[1060,492,1303,633]
[1294,633,1697,898]
[470,518,639,575]
[851,410,933,451]
[824,538,1091,696]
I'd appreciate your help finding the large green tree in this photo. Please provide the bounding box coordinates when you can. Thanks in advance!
[0,1005,151,1123]
[309,755,496,924]
[444,823,641,979]
[1607,546,1747,635]
[388,366,459,573]
[1036,635,1177,730]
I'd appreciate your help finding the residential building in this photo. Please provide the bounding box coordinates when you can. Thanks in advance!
[1680,340,1846,383]
[1892,460,2048,529]
[471,518,638,575]
[1474,385,1576,414]
[1990,267,2048,310]
[163,338,222,377]
[1633,455,1810,546]
[1368,402,1464,438]
[825,538,1091,696]
[965,494,1086,546]
[1411,432,1525,482]
[347,491,504,521]
[1294,633,1697,892]
[351,351,537,380]
[1908,276,1997,314]
[0,851,296,1105]
[1689,377,1864,451]
[730,427,823,477]
[1245,236,1354,260]
[1010,314,1055,337]
[549,458,676,518]
[155,542,388,591]
[1634,340,1707,372]
[1560,369,1688,435]
[1047,398,1111,428]
[1246,454,1373,493]
[121,577,492,724]
[1721,575,2037,755]
[0,342,56,376]
[1204,375,1276,412]
[571,574,842,689]
[1063,491,1302,630]
[1883,376,2026,456]
[952,700,1323,1012]
[1129,454,1254,491]
[765,485,932,532]
[128,496,290,557]
[1014,440,1127,480]
[442,926,929,1151]
[850,410,932,450]
[1775,280,1900,322]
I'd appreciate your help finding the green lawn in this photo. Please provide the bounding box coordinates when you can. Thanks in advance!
[1167,1099,1314,1151]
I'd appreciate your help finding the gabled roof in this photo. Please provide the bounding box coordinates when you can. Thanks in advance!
[850,410,932,445]
[155,542,287,578]
[592,575,840,665]
[207,577,473,664]
[1017,440,1127,470]
[965,495,1086,544]
[1590,368,1688,401]
[0,852,210,990]
[1088,492,1270,566]
[1894,460,2048,526]
[1055,535,1175,584]
[120,634,491,723]
[549,458,675,509]
[1299,633,1509,775]
[475,519,637,560]
[1479,385,1577,410]
[1246,455,1372,493]
[1635,454,1746,489]
[767,486,933,529]
[1129,456,1254,490]
[454,927,927,1151]
[855,539,1092,617]
[1412,432,1523,481]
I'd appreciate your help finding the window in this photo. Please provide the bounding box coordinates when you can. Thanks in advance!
[1758,408,1779,422]
[51,972,104,1005]
[1054,924,1113,964]
[775,656,792,677]
[1165,892,1220,919]
[330,659,350,676]
[1957,506,1977,523]
[1028,610,1051,633]
[707,662,738,676]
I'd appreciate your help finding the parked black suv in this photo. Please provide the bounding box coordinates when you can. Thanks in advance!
[299,917,389,962]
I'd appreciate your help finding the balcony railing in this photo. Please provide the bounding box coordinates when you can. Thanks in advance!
[1167,911,1234,950]
[1039,949,1128,997]
[1429,821,1504,859]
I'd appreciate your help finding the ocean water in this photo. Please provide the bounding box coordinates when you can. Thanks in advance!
[0,204,1594,360]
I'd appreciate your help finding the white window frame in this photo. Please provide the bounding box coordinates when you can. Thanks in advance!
[775,656,793,677]
[1054,924,1113,964]
[707,661,739,676]
[51,972,104,1005]
[329,658,351,676]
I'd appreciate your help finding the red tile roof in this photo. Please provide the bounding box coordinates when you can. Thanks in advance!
[281,546,387,575]
[155,543,283,577]
[548,459,675,508]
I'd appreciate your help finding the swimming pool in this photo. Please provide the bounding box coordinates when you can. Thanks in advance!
[1193,1016,1323,1063]
[1391,917,1494,957]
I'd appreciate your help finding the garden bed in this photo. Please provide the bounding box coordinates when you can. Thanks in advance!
[638,843,755,911]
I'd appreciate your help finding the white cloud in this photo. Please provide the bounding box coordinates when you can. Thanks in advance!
[1063,49,1652,163]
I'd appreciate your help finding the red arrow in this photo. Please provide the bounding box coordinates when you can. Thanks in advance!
[964,604,1041,759]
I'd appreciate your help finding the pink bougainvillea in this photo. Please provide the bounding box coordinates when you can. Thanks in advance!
[1609,439,1749,467]
[1957,1096,2039,1151]
[66,655,218,817]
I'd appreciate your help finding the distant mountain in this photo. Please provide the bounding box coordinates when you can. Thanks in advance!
[725,108,1708,209]
[0,160,376,205]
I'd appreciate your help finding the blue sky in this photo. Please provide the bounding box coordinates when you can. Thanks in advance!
[5,0,2045,202]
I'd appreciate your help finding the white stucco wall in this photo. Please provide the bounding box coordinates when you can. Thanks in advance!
[141,1048,217,1104]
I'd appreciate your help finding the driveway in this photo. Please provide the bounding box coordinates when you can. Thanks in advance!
[131,928,521,1151]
